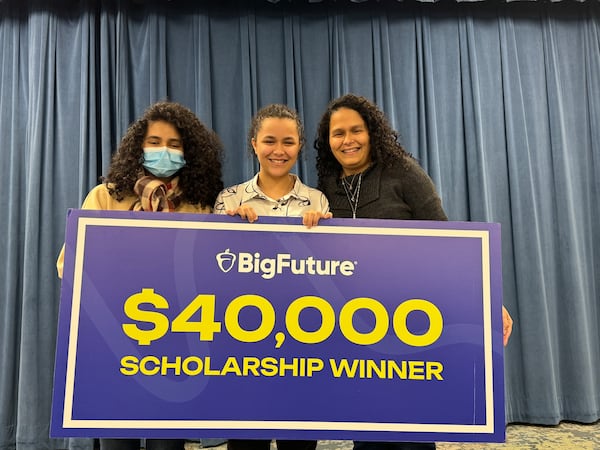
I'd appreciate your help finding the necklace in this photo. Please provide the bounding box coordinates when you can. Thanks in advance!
[341,172,362,219]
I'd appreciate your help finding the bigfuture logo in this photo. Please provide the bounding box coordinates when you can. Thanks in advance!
[215,249,356,280]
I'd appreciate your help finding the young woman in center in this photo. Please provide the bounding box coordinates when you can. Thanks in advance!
[214,103,331,227]
[214,103,331,450]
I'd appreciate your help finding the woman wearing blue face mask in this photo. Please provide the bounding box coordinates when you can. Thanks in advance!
[56,101,224,450]
[57,101,223,277]
[98,101,222,212]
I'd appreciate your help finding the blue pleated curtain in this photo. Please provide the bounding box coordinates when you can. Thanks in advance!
[0,0,599,449]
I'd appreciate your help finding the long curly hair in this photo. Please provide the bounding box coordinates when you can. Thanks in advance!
[314,94,411,189]
[104,101,223,208]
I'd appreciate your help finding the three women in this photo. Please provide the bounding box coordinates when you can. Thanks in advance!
[57,96,512,450]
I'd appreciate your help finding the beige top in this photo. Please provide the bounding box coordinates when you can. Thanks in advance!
[56,183,211,278]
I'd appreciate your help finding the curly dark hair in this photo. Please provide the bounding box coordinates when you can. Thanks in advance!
[104,101,223,208]
[314,93,411,189]
[247,104,305,154]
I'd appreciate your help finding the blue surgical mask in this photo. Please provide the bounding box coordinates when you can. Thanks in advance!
[142,146,186,178]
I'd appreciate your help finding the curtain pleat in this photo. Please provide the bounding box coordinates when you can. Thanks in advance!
[0,8,25,449]
[1,1,599,448]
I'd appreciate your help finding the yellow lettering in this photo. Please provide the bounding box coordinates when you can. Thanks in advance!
[140,356,160,376]
[120,355,139,375]
[427,361,444,380]
[366,360,385,379]
[221,357,242,376]
[279,358,299,376]
[119,355,441,381]
[408,361,425,380]
[329,358,443,380]
[182,356,203,375]
[387,360,407,379]
[393,299,443,347]
[307,358,324,376]
[202,356,220,376]
[243,357,260,376]
[260,357,278,376]
[329,358,359,378]
[160,356,182,375]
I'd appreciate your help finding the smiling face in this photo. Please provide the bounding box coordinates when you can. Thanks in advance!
[252,117,300,181]
[328,107,372,176]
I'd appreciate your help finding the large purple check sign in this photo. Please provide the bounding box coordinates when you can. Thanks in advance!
[51,209,505,442]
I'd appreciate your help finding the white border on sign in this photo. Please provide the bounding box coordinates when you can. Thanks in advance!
[62,217,495,434]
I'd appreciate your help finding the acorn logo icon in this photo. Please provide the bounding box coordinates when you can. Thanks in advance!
[216,249,236,273]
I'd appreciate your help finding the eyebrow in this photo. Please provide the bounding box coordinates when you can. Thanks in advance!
[145,135,182,143]
[261,135,297,140]
[331,124,363,132]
